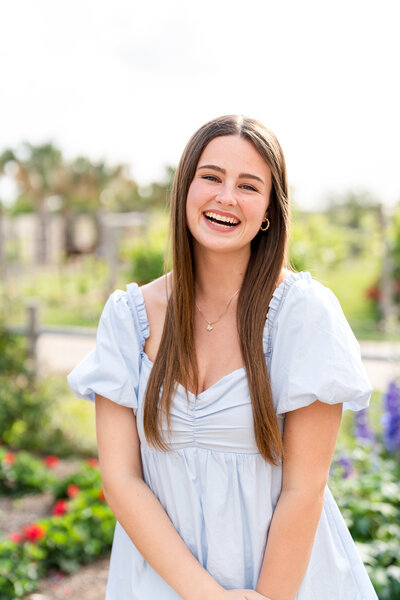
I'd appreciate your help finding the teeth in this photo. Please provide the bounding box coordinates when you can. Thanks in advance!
[210,222,232,229]
[204,211,240,225]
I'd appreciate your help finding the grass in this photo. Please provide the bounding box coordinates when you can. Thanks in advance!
[2,256,129,328]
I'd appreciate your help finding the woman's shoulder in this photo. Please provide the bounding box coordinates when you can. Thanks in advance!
[276,267,292,287]
[139,273,171,309]
[139,273,172,360]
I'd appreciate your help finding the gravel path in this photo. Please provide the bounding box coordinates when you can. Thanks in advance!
[24,558,109,600]
[0,492,54,537]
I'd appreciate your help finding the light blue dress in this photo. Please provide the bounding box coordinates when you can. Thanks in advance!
[67,271,378,600]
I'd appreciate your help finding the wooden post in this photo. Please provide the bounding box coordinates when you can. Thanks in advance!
[0,201,6,282]
[27,298,39,378]
[378,204,395,333]
[101,213,119,296]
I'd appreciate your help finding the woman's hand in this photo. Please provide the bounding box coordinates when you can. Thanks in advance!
[216,590,272,600]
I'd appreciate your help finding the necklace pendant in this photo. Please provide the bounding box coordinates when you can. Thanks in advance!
[206,323,213,332]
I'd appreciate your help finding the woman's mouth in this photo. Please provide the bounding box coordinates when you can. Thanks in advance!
[203,211,241,231]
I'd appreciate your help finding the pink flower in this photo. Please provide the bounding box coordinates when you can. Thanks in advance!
[66,484,80,498]
[86,457,99,468]
[24,523,46,542]
[52,499,68,516]
[9,531,24,543]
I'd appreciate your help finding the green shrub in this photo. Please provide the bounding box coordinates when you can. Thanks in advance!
[0,539,45,599]
[290,211,349,272]
[0,316,83,456]
[330,442,400,599]
[127,241,165,284]
[122,210,170,284]
[52,462,102,500]
[0,448,57,496]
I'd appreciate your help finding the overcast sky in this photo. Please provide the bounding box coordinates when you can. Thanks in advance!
[1,0,399,209]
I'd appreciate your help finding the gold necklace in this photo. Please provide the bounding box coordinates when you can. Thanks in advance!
[195,288,240,332]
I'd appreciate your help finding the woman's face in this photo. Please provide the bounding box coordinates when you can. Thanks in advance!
[186,135,272,255]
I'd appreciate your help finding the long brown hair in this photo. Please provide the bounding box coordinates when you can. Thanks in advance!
[143,115,291,465]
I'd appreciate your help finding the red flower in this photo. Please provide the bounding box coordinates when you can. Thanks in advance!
[3,452,15,465]
[24,524,46,542]
[98,489,105,502]
[43,455,59,469]
[87,457,99,468]
[52,499,68,516]
[9,531,24,544]
[66,484,80,498]
[366,285,380,301]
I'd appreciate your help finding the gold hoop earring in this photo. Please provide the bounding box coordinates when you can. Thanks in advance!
[260,217,270,232]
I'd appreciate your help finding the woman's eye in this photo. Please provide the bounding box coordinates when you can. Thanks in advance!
[240,184,258,192]
[201,175,219,182]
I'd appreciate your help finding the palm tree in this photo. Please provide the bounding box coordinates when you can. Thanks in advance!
[0,142,64,264]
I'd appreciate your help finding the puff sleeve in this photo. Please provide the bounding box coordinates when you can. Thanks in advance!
[67,286,147,414]
[269,276,373,416]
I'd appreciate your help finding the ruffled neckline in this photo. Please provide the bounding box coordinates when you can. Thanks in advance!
[126,282,150,348]
[266,270,312,328]
[128,271,312,353]
[262,270,311,355]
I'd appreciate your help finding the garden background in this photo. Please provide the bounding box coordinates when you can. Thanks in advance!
[1,140,400,599]
[1,1,400,598]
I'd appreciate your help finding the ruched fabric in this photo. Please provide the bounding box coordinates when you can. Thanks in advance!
[67,272,377,600]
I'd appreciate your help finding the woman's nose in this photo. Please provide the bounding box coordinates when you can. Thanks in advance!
[215,184,237,206]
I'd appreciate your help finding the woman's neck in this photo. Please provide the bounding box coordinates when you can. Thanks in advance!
[193,245,250,302]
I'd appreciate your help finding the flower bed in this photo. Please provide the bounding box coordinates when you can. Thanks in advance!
[0,457,115,599]
[329,381,400,599]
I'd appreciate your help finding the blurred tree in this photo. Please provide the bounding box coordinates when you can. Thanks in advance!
[133,166,175,211]
[290,207,349,272]
[325,190,380,257]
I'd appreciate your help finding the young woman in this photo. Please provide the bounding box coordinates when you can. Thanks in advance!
[68,115,378,600]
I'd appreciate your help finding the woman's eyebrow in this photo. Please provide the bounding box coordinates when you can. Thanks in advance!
[197,164,265,186]
[198,164,225,174]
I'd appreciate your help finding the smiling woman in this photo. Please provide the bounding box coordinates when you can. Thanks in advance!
[185,136,271,251]
[67,115,378,600]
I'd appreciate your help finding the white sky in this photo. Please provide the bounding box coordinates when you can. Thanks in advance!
[1,0,399,209]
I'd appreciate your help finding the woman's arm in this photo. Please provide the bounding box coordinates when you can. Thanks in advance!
[255,400,343,600]
[95,393,225,600]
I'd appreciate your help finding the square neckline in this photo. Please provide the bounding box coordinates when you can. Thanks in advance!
[135,271,307,399]
[141,350,246,400]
